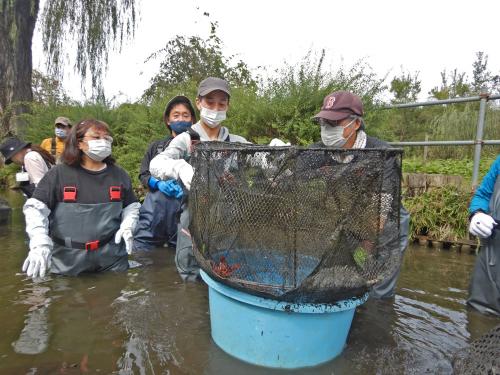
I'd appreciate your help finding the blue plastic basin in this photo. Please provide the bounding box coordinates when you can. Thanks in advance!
[200,270,368,369]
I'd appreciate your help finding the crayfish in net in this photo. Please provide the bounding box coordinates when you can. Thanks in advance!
[210,256,240,278]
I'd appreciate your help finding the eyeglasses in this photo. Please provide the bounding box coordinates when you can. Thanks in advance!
[83,134,113,143]
[55,123,70,129]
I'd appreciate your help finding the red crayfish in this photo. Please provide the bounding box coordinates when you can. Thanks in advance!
[211,256,240,278]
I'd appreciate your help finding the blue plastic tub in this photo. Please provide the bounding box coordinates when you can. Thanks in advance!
[200,270,368,369]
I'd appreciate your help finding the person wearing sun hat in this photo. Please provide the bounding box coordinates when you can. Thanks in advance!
[0,137,55,197]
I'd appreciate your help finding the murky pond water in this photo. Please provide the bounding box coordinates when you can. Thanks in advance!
[0,189,498,374]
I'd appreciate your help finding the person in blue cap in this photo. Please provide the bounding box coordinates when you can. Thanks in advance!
[133,95,197,251]
[468,154,500,316]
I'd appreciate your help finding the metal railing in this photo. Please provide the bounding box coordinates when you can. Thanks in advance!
[385,93,500,188]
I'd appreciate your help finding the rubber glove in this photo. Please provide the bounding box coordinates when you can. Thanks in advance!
[22,198,53,279]
[22,245,52,278]
[115,202,140,255]
[469,212,497,238]
[178,162,194,190]
[269,138,291,146]
[148,176,159,191]
[115,228,134,254]
[157,179,183,199]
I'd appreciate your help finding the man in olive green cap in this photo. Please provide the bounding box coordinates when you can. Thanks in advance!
[40,116,72,162]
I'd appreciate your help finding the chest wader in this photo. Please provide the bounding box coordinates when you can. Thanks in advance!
[468,176,500,316]
[50,185,128,276]
[133,190,181,251]
[371,206,410,298]
[133,138,180,251]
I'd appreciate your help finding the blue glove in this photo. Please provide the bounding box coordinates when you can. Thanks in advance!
[148,176,159,191]
[157,179,183,199]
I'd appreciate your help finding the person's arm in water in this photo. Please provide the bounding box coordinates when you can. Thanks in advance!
[21,169,56,279]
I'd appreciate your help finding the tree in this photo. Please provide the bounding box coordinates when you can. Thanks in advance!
[31,69,70,105]
[429,69,470,100]
[0,0,136,135]
[142,21,256,102]
[390,70,421,104]
[0,0,38,135]
[471,51,500,95]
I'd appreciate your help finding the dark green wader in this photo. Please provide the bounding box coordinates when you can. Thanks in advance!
[468,176,500,316]
[50,188,128,276]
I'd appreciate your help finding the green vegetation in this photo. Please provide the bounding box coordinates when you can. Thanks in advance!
[2,28,499,242]
[403,186,471,242]
[402,157,497,182]
[353,247,368,268]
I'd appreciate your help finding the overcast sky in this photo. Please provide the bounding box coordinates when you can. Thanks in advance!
[32,0,500,103]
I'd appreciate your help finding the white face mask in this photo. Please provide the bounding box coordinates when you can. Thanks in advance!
[84,139,112,162]
[200,107,226,128]
[320,118,357,147]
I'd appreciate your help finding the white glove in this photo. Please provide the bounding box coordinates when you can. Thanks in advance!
[269,138,291,147]
[469,212,497,238]
[115,228,134,255]
[22,245,52,278]
[178,162,194,190]
[150,154,194,191]
[114,202,140,255]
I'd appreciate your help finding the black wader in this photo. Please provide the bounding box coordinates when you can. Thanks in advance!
[468,176,500,316]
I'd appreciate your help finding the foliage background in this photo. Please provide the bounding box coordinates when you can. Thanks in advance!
[2,29,500,241]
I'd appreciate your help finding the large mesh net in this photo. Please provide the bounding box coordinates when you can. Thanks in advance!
[452,324,500,374]
[189,142,403,304]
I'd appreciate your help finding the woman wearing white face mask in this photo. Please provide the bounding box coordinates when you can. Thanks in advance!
[21,119,140,279]
[309,90,411,300]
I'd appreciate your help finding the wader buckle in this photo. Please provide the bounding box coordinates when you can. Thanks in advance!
[85,240,99,251]
[109,186,122,201]
[63,186,77,202]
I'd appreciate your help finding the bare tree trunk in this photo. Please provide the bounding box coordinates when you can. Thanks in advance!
[0,0,39,136]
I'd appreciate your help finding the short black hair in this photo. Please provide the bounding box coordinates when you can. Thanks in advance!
[163,96,197,125]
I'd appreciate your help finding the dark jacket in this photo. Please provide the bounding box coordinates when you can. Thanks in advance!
[309,135,391,149]
[308,135,397,191]
[138,136,173,188]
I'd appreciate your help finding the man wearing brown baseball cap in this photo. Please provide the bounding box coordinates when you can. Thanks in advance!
[312,91,367,149]
[311,90,411,299]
